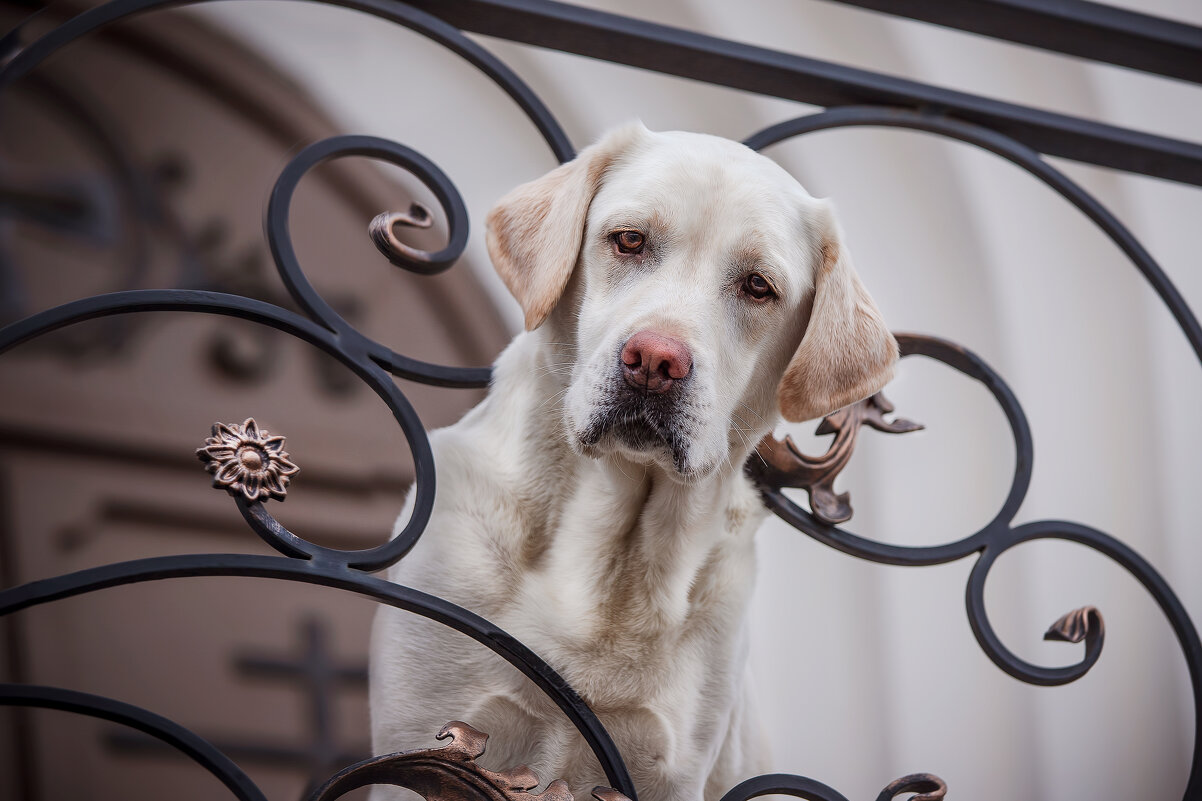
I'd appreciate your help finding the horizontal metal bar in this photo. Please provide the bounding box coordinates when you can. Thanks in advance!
[823,0,1202,85]
[406,0,1202,187]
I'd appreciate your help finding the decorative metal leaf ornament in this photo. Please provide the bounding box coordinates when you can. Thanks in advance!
[749,391,923,524]
[196,418,299,502]
[307,722,631,801]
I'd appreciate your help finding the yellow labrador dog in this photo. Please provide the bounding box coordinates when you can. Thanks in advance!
[370,123,896,801]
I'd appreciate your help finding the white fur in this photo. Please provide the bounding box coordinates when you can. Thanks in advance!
[369,125,895,801]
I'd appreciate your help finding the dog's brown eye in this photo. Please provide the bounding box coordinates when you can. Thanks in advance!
[741,273,775,301]
[613,230,646,254]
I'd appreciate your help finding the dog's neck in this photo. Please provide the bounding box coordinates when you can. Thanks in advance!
[470,329,766,652]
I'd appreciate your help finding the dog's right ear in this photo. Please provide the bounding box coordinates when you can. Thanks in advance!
[777,201,898,423]
[486,122,647,331]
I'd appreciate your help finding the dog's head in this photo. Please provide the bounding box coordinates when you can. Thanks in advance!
[487,123,897,482]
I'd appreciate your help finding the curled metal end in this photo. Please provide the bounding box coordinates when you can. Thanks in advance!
[308,721,610,801]
[875,772,947,801]
[1044,605,1104,644]
[749,391,923,524]
[432,722,545,793]
[435,720,491,760]
[369,202,439,268]
[196,418,298,502]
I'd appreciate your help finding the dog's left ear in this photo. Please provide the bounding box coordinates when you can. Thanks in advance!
[486,122,647,331]
[778,202,898,422]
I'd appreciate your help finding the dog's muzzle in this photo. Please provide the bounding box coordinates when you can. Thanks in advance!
[579,331,696,472]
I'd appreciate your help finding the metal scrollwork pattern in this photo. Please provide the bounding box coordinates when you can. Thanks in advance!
[743,110,1202,796]
[0,1,636,797]
[2,1,1201,801]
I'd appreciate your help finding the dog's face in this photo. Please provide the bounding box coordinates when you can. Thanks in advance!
[487,124,896,481]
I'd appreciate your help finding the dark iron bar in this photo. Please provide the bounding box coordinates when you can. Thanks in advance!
[0,685,269,801]
[822,0,1202,85]
[0,553,638,798]
[407,0,1202,187]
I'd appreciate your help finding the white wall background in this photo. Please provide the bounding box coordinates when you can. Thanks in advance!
[192,2,1202,798]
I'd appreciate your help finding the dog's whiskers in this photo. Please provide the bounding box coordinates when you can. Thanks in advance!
[536,386,572,412]
[531,361,578,379]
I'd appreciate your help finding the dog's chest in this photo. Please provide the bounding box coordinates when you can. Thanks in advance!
[483,479,762,711]
[375,422,771,800]
[480,506,757,799]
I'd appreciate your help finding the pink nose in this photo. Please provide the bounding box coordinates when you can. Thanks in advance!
[620,330,693,393]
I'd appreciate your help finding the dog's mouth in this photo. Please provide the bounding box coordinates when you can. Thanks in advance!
[578,395,691,473]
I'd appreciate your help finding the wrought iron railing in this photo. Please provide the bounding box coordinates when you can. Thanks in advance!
[2,1,1201,800]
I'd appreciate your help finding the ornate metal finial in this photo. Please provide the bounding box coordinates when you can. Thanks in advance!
[196,418,299,502]
[1044,605,1104,644]
[748,392,923,524]
[877,772,947,801]
[369,202,435,264]
[307,722,632,801]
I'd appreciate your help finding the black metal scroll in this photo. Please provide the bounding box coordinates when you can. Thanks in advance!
[2,1,1201,801]
[743,111,1202,798]
[0,1,631,796]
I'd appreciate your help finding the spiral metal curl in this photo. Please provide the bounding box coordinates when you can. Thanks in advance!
[745,108,1202,799]
[760,333,1031,566]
